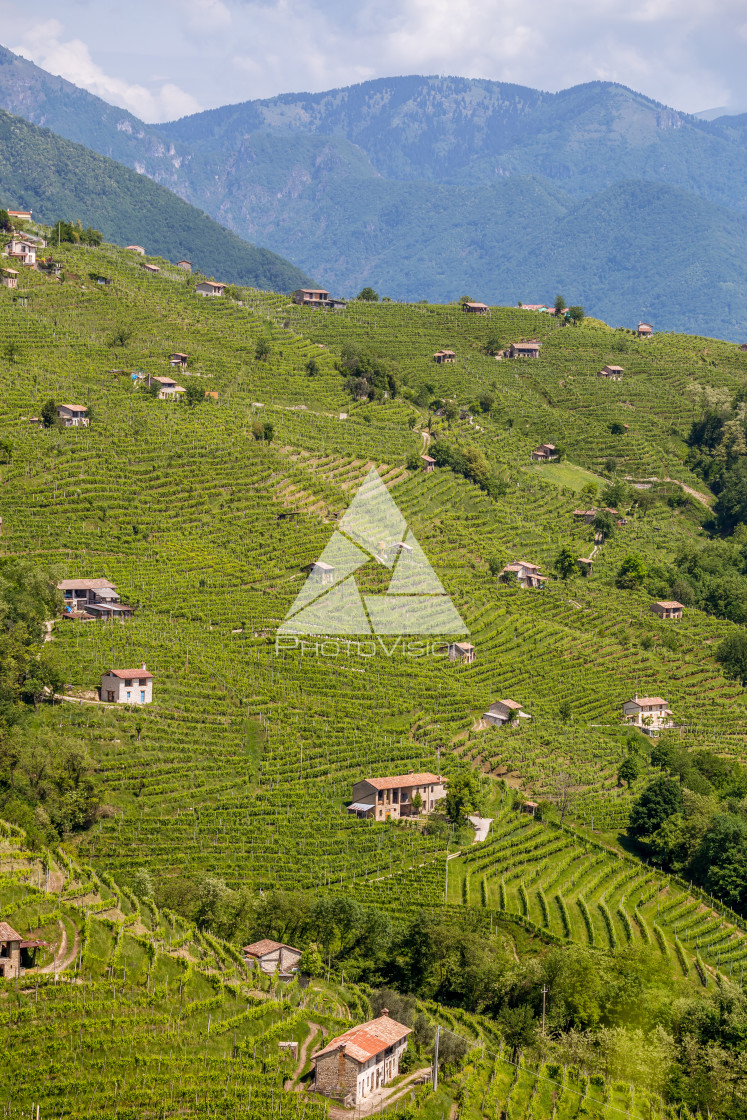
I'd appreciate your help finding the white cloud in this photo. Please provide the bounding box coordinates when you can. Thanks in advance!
[4,0,747,119]
[11,18,202,121]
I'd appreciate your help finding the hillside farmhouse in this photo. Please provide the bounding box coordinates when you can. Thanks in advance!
[58,578,134,621]
[142,263,160,274]
[638,322,653,337]
[242,939,301,978]
[126,245,145,254]
[1,268,18,288]
[313,1010,411,1106]
[101,665,153,705]
[433,349,456,364]
[170,353,189,368]
[599,365,624,380]
[576,556,594,576]
[463,302,488,314]
[196,281,226,296]
[622,695,673,733]
[484,699,531,726]
[448,641,475,663]
[177,260,192,271]
[56,404,89,428]
[6,239,36,266]
[7,209,32,223]
[509,341,541,359]
[498,561,548,589]
[348,772,446,821]
[294,288,329,306]
[573,508,597,523]
[0,922,45,979]
[421,454,436,473]
[307,560,335,586]
[531,444,558,461]
[150,375,186,399]
[650,600,684,620]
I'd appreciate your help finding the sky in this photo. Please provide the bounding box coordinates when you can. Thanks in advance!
[5,0,747,123]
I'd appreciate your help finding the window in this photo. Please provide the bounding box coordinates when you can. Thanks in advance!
[140,691,145,703]
[392,790,398,803]
[378,790,384,802]
[125,678,133,687]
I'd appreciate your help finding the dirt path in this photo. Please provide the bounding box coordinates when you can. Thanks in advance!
[286,1021,322,1091]
[624,475,713,508]
[468,815,492,843]
[327,1067,431,1119]
[38,919,80,974]
[420,429,432,453]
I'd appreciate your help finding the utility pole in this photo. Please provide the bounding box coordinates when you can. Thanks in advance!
[541,985,548,1034]
[432,1025,439,1092]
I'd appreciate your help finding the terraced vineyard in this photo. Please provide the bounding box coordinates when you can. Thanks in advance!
[2,237,747,1116]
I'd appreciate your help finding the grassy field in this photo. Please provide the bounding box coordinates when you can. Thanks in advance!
[526,460,608,492]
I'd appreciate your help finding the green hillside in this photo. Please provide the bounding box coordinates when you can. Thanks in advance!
[0,108,313,292]
[2,242,747,1115]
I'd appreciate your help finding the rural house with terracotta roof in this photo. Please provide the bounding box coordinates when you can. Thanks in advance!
[462,301,488,314]
[448,641,475,663]
[312,1010,411,1106]
[196,280,226,296]
[348,772,446,820]
[498,561,548,589]
[483,699,531,726]
[622,695,674,733]
[0,921,22,979]
[433,349,456,364]
[149,375,186,399]
[56,404,89,428]
[101,664,153,705]
[57,578,134,621]
[637,322,653,337]
[509,341,541,359]
[242,939,301,978]
[650,600,683,620]
[531,443,558,461]
[598,365,624,380]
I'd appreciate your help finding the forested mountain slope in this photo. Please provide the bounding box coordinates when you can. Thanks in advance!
[3,241,747,1114]
[0,108,313,292]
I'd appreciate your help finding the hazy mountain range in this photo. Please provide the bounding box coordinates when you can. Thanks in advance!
[3,44,747,336]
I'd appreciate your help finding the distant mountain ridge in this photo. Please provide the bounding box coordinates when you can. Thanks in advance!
[3,47,747,335]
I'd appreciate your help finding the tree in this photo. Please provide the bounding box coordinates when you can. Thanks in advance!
[306,358,319,377]
[554,545,577,580]
[628,776,682,839]
[609,421,626,435]
[616,553,647,590]
[356,287,379,302]
[592,510,616,539]
[411,791,423,814]
[132,867,154,899]
[715,458,747,532]
[477,393,495,414]
[488,556,503,577]
[554,294,566,317]
[567,306,585,325]
[0,438,13,463]
[255,338,270,361]
[580,481,598,500]
[558,699,572,723]
[0,208,11,232]
[618,754,640,788]
[263,421,274,442]
[41,399,57,429]
[184,381,204,408]
[4,340,19,364]
[716,631,747,685]
[299,941,325,977]
[443,771,483,824]
[499,1004,536,1062]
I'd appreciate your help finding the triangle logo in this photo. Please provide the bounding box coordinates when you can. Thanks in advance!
[278,467,468,637]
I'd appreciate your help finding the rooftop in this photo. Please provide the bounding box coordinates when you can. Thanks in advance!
[242,939,296,958]
[106,668,153,680]
[0,920,22,941]
[654,600,684,609]
[58,578,115,591]
[314,1013,411,1065]
[363,772,442,791]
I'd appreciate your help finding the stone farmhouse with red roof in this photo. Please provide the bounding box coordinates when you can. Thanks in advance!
[312,1009,411,1106]
[348,772,446,821]
[242,939,301,978]
[101,664,153,705]
[650,600,684,620]
[622,695,674,733]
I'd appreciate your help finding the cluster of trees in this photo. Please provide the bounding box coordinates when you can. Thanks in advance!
[686,387,747,533]
[427,439,507,498]
[52,219,103,246]
[628,743,747,910]
[0,560,99,844]
[337,343,399,401]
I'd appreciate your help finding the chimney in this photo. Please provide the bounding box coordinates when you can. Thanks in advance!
[408,769,414,775]
[380,1008,389,1017]
[141,662,147,671]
